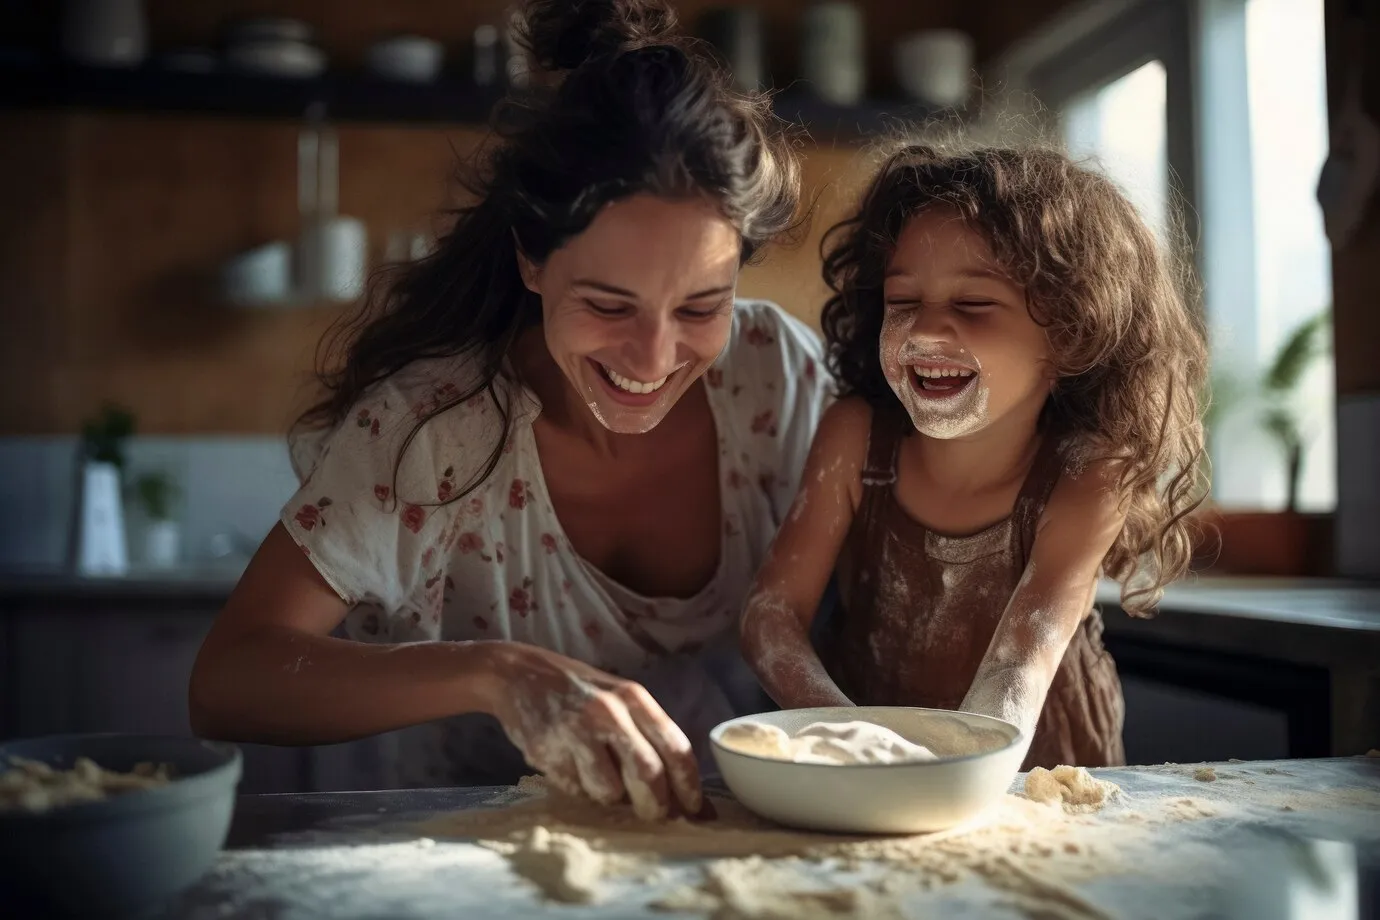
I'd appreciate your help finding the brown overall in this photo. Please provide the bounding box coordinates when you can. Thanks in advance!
[826,409,1126,770]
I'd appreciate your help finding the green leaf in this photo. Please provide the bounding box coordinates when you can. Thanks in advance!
[1264,309,1330,393]
[132,471,178,521]
[79,403,137,470]
[1261,407,1300,454]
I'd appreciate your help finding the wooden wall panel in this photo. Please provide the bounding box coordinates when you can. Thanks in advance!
[0,114,70,433]
[5,0,1084,435]
[3,114,484,434]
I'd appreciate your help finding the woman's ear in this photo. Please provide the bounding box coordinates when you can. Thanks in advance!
[514,232,540,295]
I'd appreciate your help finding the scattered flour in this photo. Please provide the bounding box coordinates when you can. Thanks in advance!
[412,775,1202,918]
[159,761,1380,920]
[489,826,639,904]
[1023,766,1121,813]
[719,720,937,765]
[651,856,903,920]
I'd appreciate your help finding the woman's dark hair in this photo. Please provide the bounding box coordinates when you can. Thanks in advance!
[294,0,802,500]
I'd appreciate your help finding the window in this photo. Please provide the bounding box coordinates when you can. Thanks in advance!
[996,0,1335,511]
[1198,0,1334,510]
[1063,60,1169,242]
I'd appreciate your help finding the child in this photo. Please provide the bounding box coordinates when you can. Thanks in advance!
[740,141,1208,769]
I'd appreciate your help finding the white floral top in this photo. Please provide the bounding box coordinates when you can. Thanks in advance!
[282,299,831,786]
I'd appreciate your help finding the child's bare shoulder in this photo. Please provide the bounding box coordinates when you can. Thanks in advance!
[816,396,873,452]
[1043,438,1130,533]
[804,397,874,501]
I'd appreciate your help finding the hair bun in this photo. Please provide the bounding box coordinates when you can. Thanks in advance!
[517,0,679,72]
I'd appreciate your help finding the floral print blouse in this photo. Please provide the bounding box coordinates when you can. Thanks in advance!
[282,299,831,786]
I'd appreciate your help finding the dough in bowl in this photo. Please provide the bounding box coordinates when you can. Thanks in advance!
[719,719,938,765]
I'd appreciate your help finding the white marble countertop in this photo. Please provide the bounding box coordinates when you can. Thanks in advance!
[151,756,1380,920]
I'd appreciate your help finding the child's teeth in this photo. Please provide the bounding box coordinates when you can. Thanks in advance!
[604,365,669,395]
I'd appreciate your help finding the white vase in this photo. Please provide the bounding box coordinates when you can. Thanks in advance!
[75,461,129,576]
[802,2,864,106]
[63,0,149,68]
[143,520,181,570]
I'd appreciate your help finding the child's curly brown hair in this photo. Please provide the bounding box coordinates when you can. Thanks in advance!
[820,138,1209,616]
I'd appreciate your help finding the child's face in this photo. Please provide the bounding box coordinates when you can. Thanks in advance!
[880,207,1053,439]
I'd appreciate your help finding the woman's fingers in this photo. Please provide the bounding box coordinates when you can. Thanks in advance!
[586,689,672,821]
[568,735,624,806]
[612,681,703,817]
[540,753,582,799]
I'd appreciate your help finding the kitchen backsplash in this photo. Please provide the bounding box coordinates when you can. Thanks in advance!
[0,436,299,570]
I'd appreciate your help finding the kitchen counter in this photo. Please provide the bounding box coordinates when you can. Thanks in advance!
[0,563,246,602]
[154,757,1380,919]
[1096,576,1380,633]
[1096,577,1380,757]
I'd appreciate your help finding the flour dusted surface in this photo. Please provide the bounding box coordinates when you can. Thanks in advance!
[410,772,1240,919]
[161,759,1380,920]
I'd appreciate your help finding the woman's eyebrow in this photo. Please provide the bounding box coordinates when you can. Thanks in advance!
[572,279,734,300]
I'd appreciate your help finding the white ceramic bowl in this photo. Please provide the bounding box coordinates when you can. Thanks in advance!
[365,36,445,83]
[710,706,1025,834]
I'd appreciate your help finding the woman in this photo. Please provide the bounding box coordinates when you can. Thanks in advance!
[189,0,829,821]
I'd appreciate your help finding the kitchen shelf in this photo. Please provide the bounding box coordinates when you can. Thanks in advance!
[0,60,936,139]
[0,60,503,123]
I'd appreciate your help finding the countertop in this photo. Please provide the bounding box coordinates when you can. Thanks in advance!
[152,757,1380,919]
[0,563,246,602]
[1096,577,1380,632]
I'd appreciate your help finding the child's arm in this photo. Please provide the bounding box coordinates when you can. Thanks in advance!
[960,458,1128,736]
[740,398,871,709]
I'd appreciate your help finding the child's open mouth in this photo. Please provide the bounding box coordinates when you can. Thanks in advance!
[909,365,977,399]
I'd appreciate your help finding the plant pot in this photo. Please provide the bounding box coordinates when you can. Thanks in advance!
[143,520,181,569]
[1191,508,1333,577]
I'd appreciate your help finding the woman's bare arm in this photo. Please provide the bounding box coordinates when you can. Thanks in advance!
[189,523,501,744]
[190,523,703,818]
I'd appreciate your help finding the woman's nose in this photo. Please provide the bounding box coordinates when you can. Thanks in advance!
[621,314,682,380]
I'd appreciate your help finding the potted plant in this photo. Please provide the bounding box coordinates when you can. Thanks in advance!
[73,403,136,575]
[1196,309,1333,576]
[132,470,181,569]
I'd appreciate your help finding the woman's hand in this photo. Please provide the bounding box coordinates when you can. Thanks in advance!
[483,643,702,821]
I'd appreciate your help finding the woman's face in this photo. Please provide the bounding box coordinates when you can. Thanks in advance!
[519,194,741,435]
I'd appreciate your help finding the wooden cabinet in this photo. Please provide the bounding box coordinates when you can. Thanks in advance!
[0,594,310,794]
